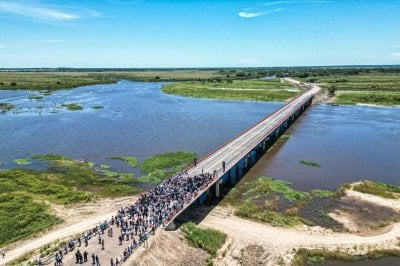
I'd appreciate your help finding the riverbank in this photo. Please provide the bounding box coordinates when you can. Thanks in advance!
[162,79,300,102]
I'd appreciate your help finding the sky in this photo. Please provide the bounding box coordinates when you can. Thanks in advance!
[0,0,399,68]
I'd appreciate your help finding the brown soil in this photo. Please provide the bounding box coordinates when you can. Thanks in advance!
[126,230,209,266]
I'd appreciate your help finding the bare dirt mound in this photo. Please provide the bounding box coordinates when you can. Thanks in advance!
[126,230,208,266]
[237,245,269,266]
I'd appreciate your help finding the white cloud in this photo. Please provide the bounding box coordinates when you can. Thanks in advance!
[238,8,284,18]
[0,0,101,21]
[238,11,264,18]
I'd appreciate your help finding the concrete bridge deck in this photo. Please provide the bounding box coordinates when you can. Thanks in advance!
[165,81,321,227]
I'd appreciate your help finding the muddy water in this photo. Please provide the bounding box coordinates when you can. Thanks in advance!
[0,81,282,172]
[317,256,400,265]
[244,104,400,190]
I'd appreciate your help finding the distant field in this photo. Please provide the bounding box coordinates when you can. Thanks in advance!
[162,79,300,102]
[303,73,400,105]
[0,70,226,91]
[1,68,400,105]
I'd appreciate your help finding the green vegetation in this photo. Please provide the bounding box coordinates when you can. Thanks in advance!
[225,177,334,227]
[292,248,400,266]
[91,105,104,109]
[352,180,400,199]
[309,189,334,198]
[109,156,139,168]
[2,68,399,105]
[299,160,321,167]
[267,134,291,152]
[0,71,115,91]
[61,103,83,111]
[162,79,299,102]
[0,156,139,246]
[0,193,61,247]
[28,95,44,100]
[335,91,400,105]
[139,152,196,183]
[235,200,305,227]
[13,157,31,165]
[301,72,400,105]
[181,221,226,256]
[0,70,226,91]
[32,154,70,161]
[0,102,15,112]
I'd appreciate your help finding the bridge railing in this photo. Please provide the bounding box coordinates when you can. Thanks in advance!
[164,93,314,227]
[183,90,308,172]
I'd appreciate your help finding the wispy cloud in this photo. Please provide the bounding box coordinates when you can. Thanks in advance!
[238,11,264,18]
[36,39,65,43]
[0,1,99,21]
[238,8,284,18]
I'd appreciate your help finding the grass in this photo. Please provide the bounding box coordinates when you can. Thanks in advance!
[13,157,31,165]
[225,177,334,227]
[303,72,400,105]
[292,248,400,266]
[162,79,299,102]
[139,151,196,183]
[0,156,139,247]
[109,156,139,168]
[352,180,400,199]
[335,91,400,105]
[299,160,321,167]
[32,154,70,161]
[28,95,44,100]
[0,192,62,248]
[61,103,83,111]
[0,70,227,91]
[181,222,226,257]
[235,200,305,227]
[0,71,116,91]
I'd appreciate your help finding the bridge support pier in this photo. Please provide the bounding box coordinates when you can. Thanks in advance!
[215,179,223,197]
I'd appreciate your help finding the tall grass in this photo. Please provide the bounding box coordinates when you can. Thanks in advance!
[181,222,226,256]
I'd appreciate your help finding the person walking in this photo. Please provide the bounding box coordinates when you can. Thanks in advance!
[83,250,88,262]
[92,254,95,265]
[95,255,100,266]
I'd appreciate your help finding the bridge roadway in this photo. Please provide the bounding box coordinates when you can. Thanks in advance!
[165,81,321,227]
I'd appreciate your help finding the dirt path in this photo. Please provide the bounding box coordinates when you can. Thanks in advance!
[200,207,400,265]
[0,197,136,265]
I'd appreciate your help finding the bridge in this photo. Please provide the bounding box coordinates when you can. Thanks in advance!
[164,80,321,229]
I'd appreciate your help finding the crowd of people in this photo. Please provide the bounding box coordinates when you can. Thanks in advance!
[37,170,217,266]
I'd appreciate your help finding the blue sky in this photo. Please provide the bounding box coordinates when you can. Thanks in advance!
[0,0,399,68]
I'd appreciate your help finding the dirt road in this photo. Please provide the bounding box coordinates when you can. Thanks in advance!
[201,207,400,265]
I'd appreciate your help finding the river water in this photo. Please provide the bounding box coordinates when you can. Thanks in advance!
[0,81,282,172]
[244,103,400,190]
[1,81,399,188]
